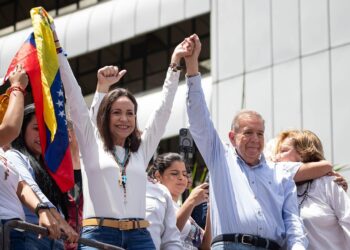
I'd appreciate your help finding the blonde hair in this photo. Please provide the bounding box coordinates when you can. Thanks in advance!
[275,129,325,163]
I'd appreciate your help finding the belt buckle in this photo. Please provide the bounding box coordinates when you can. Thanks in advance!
[241,234,253,245]
[118,220,131,231]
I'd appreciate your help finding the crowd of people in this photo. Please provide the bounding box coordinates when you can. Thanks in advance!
[1,29,350,250]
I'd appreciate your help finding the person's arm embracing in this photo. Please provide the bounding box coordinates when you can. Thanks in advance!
[293,160,332,182]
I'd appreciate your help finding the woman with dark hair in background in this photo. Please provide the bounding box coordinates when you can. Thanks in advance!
[153,152,211,250]
[6,104,78,249]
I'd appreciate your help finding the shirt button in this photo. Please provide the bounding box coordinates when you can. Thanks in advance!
[259,227,262,230]
[252,181,255,184]
[268,181,272,184]
[258,211,261,216]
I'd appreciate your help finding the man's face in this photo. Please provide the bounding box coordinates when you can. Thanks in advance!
[230,116,265,166]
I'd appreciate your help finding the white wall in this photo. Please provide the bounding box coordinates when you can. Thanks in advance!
[211,0,350,179]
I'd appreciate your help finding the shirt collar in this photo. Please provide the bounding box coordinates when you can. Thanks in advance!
[232,147,266,169]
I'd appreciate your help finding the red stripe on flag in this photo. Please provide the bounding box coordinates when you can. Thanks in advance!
[5,34,73,192]
[49,148,74,192]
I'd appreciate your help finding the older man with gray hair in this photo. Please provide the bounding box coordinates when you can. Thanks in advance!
[184,34,307,250]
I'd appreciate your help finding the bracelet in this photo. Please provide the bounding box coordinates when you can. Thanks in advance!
[169,62,183,72]
[8,86,26,96]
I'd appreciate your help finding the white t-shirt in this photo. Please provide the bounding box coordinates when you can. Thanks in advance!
[0,153,25,220]
[298,176,350,250]
[146,182,182,250]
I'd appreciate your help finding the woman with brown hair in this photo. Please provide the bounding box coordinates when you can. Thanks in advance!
[275,129,350,249]
[56,29,194,249]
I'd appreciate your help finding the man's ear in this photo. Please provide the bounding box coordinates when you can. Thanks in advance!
[229,131,236,146]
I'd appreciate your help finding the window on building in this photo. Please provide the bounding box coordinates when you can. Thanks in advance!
[68,13,210,96]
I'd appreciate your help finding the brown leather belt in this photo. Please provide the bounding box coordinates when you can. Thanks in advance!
[82,218,149,231]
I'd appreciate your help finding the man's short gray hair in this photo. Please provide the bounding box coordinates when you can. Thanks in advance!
[231,109,265,132]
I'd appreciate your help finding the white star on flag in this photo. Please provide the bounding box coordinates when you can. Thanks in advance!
[56,100,64,107]
[57,89,64,97]
[59,110,65,118]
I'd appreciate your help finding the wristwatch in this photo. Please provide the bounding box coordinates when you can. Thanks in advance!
[34,202,50,216]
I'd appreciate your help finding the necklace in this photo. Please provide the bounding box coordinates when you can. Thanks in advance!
[113,147,131,203]
[297,181,311,208]
[0,154,9,180]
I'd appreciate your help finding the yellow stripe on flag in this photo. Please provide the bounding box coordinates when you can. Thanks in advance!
[30,7,57,141]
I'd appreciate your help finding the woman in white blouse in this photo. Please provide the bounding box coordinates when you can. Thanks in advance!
[152,153,211,250]
[275,129,350,250]
[55,29,194,249]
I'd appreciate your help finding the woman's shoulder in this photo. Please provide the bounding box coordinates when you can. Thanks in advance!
[5,148,29,162]
[146,182,170,202]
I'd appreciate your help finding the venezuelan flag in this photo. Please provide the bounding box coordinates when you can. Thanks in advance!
[4,7,74,192]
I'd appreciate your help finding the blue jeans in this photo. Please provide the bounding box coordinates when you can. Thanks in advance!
[79,226,155,250]
[10,230,64,250]
[212,241,267,250]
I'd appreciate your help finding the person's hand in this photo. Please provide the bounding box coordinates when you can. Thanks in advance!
[49,208,79,243]
[187,182,209,207]
[37,209,61,240]
[9,64,28,90]
[171,37,194,65]
[96,66,127,93]
[58,218,79,243]
[185,34,201,61]
[184,34,201,76]
[328,171,348,191]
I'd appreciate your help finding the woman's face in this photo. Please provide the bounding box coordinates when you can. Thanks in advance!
[109,96,136,146]
[24,115,41,158]
[158,160,188,199]
[276,137,302,162]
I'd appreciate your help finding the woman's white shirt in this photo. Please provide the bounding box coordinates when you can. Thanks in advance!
[59,53,179,219]
[146,181,182,250]
[283,163,350,249]
[0,151,25,220]
[298,176,350,250]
